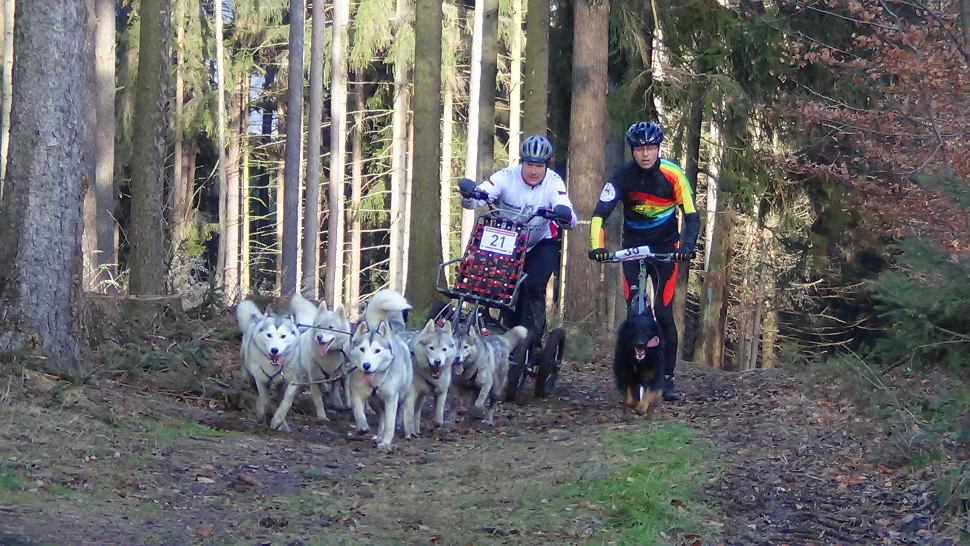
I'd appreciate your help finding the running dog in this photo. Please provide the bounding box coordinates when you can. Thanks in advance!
[236,300,302,431]
[613,311,665,418]
[453,325,528,424]
[290,293,353,421]
[401,319,458,437]
[347,289,414,450]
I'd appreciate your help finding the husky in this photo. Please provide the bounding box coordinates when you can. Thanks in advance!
[453,325,528,424]
[236,300,302,432]
[289,293,353,422]
[347,289,414,450]
[401,319,458,437]
[613,311,665,419]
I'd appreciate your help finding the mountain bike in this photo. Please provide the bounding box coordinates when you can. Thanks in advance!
[431,184,567,402]
[599,245,688,316]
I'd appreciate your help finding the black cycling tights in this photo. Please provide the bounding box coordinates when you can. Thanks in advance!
[621,240,679,378]
[503,238,561,347]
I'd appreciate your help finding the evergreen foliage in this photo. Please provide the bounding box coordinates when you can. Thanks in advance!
[870,239,970,370]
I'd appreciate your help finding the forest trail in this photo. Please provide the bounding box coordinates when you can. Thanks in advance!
[0,341,959,546]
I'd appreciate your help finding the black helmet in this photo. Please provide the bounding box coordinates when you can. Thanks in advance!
[625,121,664,147]
[520,135,554,164]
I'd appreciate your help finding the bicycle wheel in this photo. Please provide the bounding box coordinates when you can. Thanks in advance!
[535,328,566,398]
[505,333,532,403]
[429,300,452,324]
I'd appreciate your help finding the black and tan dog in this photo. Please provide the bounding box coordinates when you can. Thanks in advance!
[613,311,665,418]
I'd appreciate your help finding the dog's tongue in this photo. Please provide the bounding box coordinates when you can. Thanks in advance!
[363,372,376,387]
[270,354,282,365]
[317,340,332,356]
[635,348,647,361]
[453,363,464,376]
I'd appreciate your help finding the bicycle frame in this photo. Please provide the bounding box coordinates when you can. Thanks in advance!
[604,245,678,317]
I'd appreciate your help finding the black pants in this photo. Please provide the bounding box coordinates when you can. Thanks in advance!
[503,238,561,347]
[621,236,679,378]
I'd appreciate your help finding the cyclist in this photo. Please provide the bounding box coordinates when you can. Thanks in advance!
[458,135,577,348]
[588,121,700,401]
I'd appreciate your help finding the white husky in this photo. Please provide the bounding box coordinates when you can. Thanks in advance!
[401,319,458,437]
[289,293,353,422]
[236,300,301,432]
[453,325,528,424]
[347,289,414,450]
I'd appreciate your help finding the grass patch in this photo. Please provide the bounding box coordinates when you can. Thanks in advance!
[363,421,716,545]
[565,330,595,364]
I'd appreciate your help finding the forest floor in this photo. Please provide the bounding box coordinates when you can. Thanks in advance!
[0,309,966,546]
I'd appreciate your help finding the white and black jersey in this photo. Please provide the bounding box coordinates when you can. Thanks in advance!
[461,164,578,249]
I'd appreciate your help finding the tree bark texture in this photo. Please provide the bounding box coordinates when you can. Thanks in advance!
[564,0,609,326]
[303,0,325,300]
[128,0,170,296]
[0,0,85,373]
[388,0,410,292]
[440,81,454,266]
[477,0,498,179]
[461,0,484,247]
[522,0,549,135]
[695,200,732,370]
[82,0,98,291]
[508,0,523,156]
[223,74,244,304]
[325,0,348,304]
[350,70,364,315]
[281,0,305,295]
[412,5,444,278]
[675,77,705,359]
[214,0,230,298]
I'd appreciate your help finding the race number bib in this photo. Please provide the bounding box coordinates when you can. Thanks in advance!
[480,226,517,256]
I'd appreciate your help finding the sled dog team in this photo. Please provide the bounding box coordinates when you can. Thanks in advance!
[236,289,527,450]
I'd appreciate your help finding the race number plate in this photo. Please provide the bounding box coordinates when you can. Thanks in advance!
[480,226,517,256]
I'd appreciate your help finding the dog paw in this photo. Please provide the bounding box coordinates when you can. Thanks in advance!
[272,420,292,433]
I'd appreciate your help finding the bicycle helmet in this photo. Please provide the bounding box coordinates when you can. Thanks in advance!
[520,135,554,164]
[625,121,664,147]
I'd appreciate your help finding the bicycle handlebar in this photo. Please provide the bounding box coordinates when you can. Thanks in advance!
[600,245,684,263]
[458,188,561,223]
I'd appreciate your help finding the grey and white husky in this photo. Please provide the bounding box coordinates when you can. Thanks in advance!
[347,289,414,450]
[401,319,458,437]
[453,325,528,424]
[236,300,301,432]
[289,293,353,422]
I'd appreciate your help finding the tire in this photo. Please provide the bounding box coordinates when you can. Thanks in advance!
[505,332,533,403]
[429,300,452,324]
[535,328,566,398]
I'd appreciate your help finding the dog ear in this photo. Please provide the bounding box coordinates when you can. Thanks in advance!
[317,300,329,313]
[334,304,346,321]
[377,321,390,337]
[354,320,369,337]
[423,319,436,334]
[647,336,660,348]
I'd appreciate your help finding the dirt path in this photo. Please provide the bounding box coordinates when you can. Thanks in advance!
[0,354,960,546]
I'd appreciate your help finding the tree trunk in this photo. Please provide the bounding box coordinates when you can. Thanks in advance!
[128,0,170,296]
[388,0,410,292]
[961,0,969,44]
[461,0,484,246]
[170,0,187,266]
[325,0,349,304]
[563,0,609,326]
[82,0,97,291]
[0,0,85,374]
[695,196,732,370]
[761,270,778,369]
[508,0,523,155]
[675,78,704,360]
[406,0,443,315]
[223,73,244,304]
[440,80,454,266]
[522,0,549,135]
[281,0,306,295]
[350,70,364,313]
[214,0,230,298]
[0,0,14,189]
[303,0,326,299]
[477,0,498,178]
